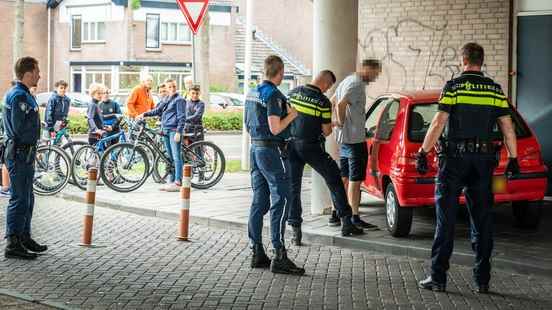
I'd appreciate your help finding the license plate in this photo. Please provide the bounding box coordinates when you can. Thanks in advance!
[492,176,507,194]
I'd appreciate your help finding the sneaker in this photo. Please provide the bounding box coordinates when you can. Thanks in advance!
[352,217,380,231]
[0,189,10,198]
[328,211,341,227]
[270,247,305,276]
[164,183,181,192]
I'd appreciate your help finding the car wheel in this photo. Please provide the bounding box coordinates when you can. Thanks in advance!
[512,200,542,229]
[385,183,413,237]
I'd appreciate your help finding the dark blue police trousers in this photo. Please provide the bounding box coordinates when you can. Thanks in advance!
[5,150,35,238]
[431,153,496,286]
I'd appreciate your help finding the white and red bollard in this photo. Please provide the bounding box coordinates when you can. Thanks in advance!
[80,168,97,246]
[177,164,192,241]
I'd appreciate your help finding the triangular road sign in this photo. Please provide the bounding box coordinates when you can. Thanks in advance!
[176,0,209,35]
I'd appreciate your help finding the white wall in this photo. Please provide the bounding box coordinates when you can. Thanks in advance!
[519,0,552,12]
[58,0,125,23]
[133,8,230,26]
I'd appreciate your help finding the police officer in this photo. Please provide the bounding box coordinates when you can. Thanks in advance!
[3,57,46,259]
[287,70,364,245]
[245,55,304,275]
[416,43,520,293]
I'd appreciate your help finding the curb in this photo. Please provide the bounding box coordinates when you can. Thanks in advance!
[0,289,76,310]
[58,192,552,278]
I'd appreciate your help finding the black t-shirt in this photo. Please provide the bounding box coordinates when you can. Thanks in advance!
[288,84,332,142]
[438,71,510,141]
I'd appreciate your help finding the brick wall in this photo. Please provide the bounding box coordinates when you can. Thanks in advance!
[0,1,48,96]
[358,0,511,101]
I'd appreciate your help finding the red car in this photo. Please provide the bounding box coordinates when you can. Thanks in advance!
[362,90,548,237]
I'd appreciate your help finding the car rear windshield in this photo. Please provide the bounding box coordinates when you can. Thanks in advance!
[408,103,532,142]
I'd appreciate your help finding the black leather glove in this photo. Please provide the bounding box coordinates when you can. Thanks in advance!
[505,157,520,177]
[416,150,429,175]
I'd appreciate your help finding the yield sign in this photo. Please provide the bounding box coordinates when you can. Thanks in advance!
[176,0,209,35]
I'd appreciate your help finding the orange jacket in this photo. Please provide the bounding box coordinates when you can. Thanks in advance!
[126,85,155,118]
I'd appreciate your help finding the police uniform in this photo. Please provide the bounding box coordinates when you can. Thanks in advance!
[287,84,357,233]
[245,80,291,250]
[429,71,510,289]
[3,82,41,252]
[245,80,305,275]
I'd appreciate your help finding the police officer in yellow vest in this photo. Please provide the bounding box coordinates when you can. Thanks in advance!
[416,43,520,293]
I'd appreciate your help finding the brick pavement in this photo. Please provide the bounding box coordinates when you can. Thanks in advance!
[0,197,552,309]
[59,172,552,276]
[0,293,55,309]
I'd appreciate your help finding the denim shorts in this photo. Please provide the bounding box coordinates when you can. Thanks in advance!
[339,143,368,181]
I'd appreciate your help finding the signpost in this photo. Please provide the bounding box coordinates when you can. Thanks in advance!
[176,0,209,82]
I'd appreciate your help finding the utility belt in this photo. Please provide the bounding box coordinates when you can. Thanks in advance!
[252,139,289,159]
[439,138,500,156]
[4,140,36,164]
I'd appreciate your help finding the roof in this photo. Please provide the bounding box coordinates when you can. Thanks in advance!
[48,0,232,10]
[234,17,311,77]
[379,90,442,103]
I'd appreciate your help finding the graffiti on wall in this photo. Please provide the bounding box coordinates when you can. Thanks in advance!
[359,18,496,97]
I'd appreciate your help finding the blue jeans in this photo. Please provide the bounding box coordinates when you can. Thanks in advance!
[248,144,291,249]
[431,153,495,286]
[163,129,182,184]
[5,150,35,237]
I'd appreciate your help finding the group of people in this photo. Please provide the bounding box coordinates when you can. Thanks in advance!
[2,57,207,259]
[245,55,383,275]
[245,43,519,296]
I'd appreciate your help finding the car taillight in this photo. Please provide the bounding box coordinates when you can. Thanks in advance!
[519,151,543,168]
[396,156,437,174]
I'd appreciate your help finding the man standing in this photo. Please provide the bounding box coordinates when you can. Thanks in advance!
[332,59,382,229]
[417,43,519,293]
[287,70,364,245]
[245,55,304,275]
[3,57,46,259]
[127,75,155,118]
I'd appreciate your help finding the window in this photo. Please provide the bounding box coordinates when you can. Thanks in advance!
[161,22,192,44]
[146,14,160,49]
[82,21,106,42]
[376,99,400,140]
[71,15,82,49]
[365,98,390,139]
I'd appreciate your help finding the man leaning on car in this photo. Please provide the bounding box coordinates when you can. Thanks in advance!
[415,42,520,294]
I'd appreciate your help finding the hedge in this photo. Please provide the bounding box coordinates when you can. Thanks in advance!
[64,111,243,134]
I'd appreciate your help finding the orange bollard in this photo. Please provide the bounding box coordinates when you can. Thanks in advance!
[80,168,97,246]
[177,164,192,241]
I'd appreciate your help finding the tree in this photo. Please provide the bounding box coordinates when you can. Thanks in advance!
[198,13,210,105]
[13,0,24,70]
[126,0,141,60]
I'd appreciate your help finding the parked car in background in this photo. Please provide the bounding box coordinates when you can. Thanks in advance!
[36,92,89,116]
[362,90,548,237]
[209,93,244,112]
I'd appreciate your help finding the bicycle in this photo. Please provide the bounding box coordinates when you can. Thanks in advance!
[70,117,150,192]
[33,137,71,196]
[132,120,226,189]
[40,120,88,159]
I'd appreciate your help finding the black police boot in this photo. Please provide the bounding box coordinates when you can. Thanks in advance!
[328,210,341,227]
[270,247,305,276]
[21,235,48,253]
[290,225,302,246]
[477,284,489,294]
[251,244,271,269]
[418,276,446,292]
[4,235,38,260]
[341,216,364,237]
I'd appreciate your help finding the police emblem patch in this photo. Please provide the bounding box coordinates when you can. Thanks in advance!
[19,102,28,112]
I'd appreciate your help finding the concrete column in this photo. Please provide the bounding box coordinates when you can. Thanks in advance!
[311,0,358,215]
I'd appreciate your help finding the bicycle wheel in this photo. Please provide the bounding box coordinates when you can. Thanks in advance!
[62,141,88,185]
[152,154,173,184]
[33,145,71,196]
[138,142,156,178]
[100,143,150,192]
[183,141,226,190]
[71,145,100,191]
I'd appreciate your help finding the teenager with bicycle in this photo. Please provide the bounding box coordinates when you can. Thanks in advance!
[183,85,205,145]
[100,88,122,147]
[45,80,70,139]
[87,83,113,146]
[137,79,186,192]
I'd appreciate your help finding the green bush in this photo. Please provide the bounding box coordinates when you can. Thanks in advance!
[62,111,243,135]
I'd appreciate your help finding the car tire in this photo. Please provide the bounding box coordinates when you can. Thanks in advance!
[385,183,413,237]
[512,200,542,229]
